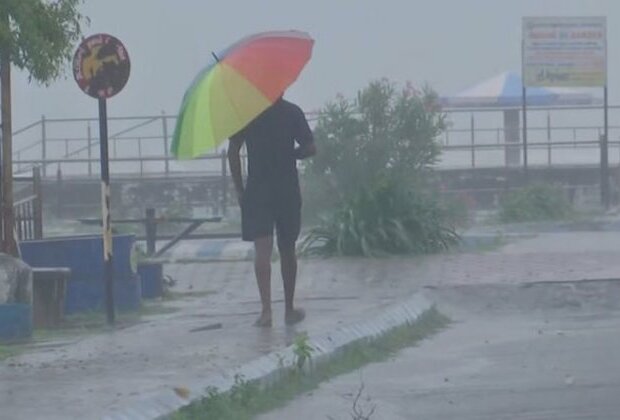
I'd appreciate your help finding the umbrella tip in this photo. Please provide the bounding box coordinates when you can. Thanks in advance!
[211,52,220,62]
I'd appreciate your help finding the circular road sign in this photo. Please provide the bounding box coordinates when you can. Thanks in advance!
[73,33,130,99]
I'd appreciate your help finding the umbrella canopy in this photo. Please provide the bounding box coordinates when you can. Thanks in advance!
[442,71,599,109]
[172,30,314,159]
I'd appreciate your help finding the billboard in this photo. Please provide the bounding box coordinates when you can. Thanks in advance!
[523,17,606,87]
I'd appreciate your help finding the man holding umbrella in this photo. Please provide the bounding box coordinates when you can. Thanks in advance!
[171,30,316,327]
[228,98,316,327]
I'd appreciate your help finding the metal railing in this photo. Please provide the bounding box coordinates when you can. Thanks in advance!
[9,104,620,177]
[13,167,43,241]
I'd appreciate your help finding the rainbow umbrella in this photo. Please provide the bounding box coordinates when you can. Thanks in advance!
[171,30,314,159]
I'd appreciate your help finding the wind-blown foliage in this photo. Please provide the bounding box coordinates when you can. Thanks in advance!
[301,80,459,257]
[0,0,86,84]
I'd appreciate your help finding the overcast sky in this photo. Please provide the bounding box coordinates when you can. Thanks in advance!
[9,0,620,128]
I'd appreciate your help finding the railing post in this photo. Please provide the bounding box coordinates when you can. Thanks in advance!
[138,137,143,177]
[573,128,577,148]
[470,114,475,168]
[32,167,43,239]
[87,123,93,177]
[161,111,170,176]
[15,204,22,241]
[547,112,552,166]
[145,207,157,257]
[221,150,228,216]
[41,115,47,177]
[56,165,63,218]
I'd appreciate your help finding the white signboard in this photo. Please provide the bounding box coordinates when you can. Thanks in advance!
[523,16,606,87]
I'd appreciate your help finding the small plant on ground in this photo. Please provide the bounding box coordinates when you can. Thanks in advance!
[499,183,572,223]
[293,332,314,371]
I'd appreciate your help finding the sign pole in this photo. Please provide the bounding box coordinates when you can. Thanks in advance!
[521,38,528,181]
[98,97,115,324]
[73,33,130,326]
[522,86,528,180]
[602,85,609,209]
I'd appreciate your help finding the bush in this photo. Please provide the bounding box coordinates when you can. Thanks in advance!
[498,184,572,223]
[303,80,445,209]
[301,79,461,257]
[301,179,459,257]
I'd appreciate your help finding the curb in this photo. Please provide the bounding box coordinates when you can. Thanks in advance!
[102,293,433,420]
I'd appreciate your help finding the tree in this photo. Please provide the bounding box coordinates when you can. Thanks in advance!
[0,0,85,254]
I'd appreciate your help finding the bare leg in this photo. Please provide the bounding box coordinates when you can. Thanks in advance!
[254,236,273,327]
[279,241,305,325]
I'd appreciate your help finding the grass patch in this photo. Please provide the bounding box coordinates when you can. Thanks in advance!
[499,184,572,223]
[172,307,449,420]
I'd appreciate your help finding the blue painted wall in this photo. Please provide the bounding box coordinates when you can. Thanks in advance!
[20,235,140,314]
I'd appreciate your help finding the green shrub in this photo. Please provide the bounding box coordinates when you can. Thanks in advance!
[498,184,572,223]
[301,179,459,257]
[301,80,460,257]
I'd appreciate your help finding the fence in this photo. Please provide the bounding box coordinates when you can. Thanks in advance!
[9,104,620,178]
[13,167,43,241]
[440,104,620,169]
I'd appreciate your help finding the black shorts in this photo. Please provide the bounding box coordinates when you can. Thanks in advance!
[241,187,301,246]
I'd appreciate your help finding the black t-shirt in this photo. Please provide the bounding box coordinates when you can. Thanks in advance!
[231,99,313,197]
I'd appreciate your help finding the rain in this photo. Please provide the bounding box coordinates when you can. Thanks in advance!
[1,1,620,419]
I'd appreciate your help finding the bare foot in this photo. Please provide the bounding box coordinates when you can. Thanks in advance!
[285,308,306,326]
[253,312,272,328]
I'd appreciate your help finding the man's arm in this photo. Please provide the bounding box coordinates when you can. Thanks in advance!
[227,134,245,205]
[294,142,316,160]
[293,105,317,160]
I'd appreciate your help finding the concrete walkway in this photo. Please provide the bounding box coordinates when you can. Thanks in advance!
[259,280,620,420]
[1,230,619,419]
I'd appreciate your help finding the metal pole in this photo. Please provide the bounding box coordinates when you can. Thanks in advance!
[138,138,143,177]
[470,114,475,168]
[547,112,552,166]
[56,165,62,217]
[145,207,156,256]
[522,85,529,180]
[41,115,47,177]
[161,112,170,176]
[87,124,93,177]
[98,98,115,325]
[32,166,43,239]
[521,38,529,181]
[601,85,610,208]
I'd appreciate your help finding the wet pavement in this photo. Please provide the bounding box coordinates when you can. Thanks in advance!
[1,230,620,419]
[259,280,620,420]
